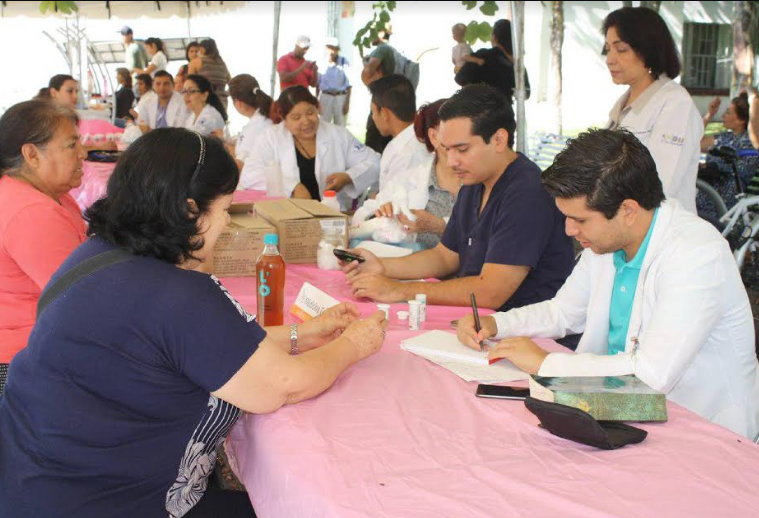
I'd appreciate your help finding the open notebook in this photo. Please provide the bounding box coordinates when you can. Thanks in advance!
[400,330,528,383]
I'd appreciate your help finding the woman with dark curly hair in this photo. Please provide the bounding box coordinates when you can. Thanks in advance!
[0,128,387,518]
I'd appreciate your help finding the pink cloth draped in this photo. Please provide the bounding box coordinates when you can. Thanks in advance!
[220,265,759,517]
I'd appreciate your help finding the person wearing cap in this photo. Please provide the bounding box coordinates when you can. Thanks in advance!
[119,26,148,93]
[277,36,318,92]
[318,37,351,126]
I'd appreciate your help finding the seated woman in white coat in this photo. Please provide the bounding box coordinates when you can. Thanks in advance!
[458,129,759,440]
[228,74,274,191]
[182,74,227,138]
[602,7,702,213]
[246,86,380,210]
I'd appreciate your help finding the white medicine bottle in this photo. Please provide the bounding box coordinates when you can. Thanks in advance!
[322,190,341,212]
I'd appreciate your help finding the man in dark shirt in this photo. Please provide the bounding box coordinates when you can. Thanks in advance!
[341,84,575,311]
[455,19,530,105]
[361,30,396,153]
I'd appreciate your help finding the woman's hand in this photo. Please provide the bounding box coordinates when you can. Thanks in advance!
[706,97,721,121]
[298,302,361,350]
[292,183,313,199]
[398,209,447,235]
[374,202,395,218]
[325,172,352,192]
[341,311,388,361]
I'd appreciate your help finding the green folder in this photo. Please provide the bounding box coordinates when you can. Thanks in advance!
[529,375,668,422]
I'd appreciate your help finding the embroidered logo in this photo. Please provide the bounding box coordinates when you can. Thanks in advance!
[661,133,685,147]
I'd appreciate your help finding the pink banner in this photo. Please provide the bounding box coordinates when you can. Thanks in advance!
[69,158,273,213]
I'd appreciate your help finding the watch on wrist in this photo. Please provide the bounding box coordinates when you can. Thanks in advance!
[290,324,299,356]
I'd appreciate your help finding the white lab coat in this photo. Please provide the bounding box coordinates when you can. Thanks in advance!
[236,111,274,191]
[607,76,703,214]
[493,200,759,439]
[136,91,188,130]
[376,124,435,208]
[185,104,226,136]
[246,120,380,210]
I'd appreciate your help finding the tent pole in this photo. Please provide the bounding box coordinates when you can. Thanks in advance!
[271,0,282,97]
[511,1,526,154]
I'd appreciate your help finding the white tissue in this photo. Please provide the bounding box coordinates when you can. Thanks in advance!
[120,124,143,145]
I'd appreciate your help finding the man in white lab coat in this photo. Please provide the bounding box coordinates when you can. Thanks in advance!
[368,74,433,208]
[136,71,189,133]
[458,129,759,439]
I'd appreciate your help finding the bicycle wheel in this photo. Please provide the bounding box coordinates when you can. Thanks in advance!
[696,179,728,229]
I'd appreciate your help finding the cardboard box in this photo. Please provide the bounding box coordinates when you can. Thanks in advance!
[254,199,348,264]
[212,203,276,277]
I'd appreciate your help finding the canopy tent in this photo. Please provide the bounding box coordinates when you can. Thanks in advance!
[2,1,528,152]
[0,1,245,20]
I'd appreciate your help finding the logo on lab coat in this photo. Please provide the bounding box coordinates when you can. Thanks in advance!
[661,133,685,147]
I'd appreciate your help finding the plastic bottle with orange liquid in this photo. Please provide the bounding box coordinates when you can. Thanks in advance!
[256,234,285,326]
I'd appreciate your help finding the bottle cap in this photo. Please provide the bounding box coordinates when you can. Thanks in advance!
[263,233,278,245]
[324,190,337,197]
[415,294,427,302]
[397,311,409,320]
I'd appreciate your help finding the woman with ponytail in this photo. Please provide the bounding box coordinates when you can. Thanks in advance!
[132,37,168,78]
[182,74,227,137]
[228,74,274,190]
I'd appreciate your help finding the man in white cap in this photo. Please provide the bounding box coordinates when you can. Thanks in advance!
[277,35,318,92]
[318,36,351,126]
[119,26,148,94]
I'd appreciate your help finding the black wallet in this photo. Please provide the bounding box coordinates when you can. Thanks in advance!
[524,397,648,450]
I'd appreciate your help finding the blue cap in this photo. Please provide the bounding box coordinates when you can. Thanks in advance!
[264,233,278,245]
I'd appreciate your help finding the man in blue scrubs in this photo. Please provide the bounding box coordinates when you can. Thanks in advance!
[342,85,575,311]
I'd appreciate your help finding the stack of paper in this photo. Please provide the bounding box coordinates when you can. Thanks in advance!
[400,330,528,383]
[356,241,414,258]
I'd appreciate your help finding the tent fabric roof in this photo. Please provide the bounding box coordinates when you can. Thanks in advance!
[0,1,245,19]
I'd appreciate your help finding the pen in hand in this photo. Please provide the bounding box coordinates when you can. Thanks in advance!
[470,292,485,352]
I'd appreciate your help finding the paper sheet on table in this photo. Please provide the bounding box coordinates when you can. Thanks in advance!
[400,330,528,383]
[356,241,413,258]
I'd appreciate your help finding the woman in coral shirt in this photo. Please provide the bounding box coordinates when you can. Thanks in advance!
[0,100,88,394]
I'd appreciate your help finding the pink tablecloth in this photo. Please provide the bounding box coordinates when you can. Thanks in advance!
[70,161,116,211]
[221,266,759,517]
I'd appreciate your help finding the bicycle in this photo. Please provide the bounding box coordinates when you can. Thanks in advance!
[706,147,759,272]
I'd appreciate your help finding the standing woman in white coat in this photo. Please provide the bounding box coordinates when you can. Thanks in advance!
[228,74,274,190]
[182,74,227,138]
[603,7,702,213]
[248,86,380,210]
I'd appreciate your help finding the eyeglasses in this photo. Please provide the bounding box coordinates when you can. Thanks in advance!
[181,89,201,95]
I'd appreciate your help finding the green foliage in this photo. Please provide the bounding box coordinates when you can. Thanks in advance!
[465,21,493,45]
[39,1,79,15]
[353,1,397,58]
[461,1,499,45]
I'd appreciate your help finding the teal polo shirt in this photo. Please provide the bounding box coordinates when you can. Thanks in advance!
[608,209,659,355]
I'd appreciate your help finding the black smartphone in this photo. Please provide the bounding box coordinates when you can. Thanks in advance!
[333,249,366,263]
[475,384,530,400]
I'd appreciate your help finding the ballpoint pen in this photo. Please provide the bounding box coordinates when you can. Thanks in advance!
[470,292,485,352]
